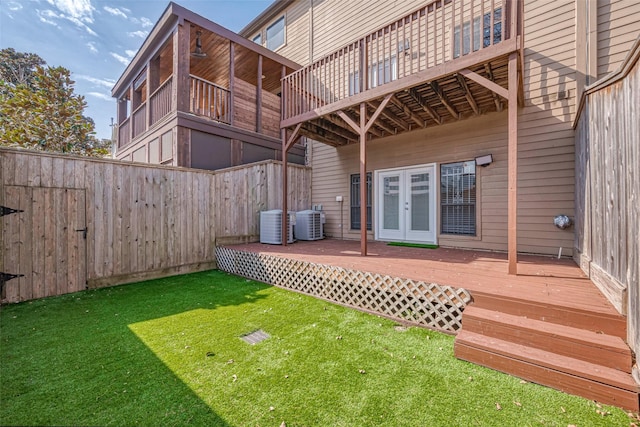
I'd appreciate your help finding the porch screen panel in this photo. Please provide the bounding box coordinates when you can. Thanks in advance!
[440,161,476,235]
[411,172,430,231]
[350,173,372,230]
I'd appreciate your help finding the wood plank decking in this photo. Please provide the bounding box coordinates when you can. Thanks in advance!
[222,239,639,411]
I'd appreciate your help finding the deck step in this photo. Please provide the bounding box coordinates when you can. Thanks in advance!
[455,330,640,411]
[471,291,627,338]
[461,306,632,372]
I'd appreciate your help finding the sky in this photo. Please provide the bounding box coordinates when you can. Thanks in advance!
[0,0,273,140]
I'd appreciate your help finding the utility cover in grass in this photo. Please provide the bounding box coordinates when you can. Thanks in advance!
[241,329,270,345]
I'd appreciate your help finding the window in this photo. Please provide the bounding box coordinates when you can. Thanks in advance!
[252,33,262,45]
[266,16,285,50]
[440,161,476,235]
[350,173,372,230]
[348,56,398,95]
[453,7,502,58]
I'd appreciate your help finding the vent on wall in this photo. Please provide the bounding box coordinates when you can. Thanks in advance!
[295,210,324,241]
[260,210,295,244]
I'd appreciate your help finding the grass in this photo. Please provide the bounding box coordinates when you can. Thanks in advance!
[0,270,632,426]
[387,241,440,249]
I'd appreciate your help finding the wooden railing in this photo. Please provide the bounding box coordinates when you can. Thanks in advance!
[282,0,518,122]
[149,77,173,126]
[118,117,131,148]
[132,103,147,139]
[190,75,231,124]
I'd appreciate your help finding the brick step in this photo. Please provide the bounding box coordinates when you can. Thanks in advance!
[471,291,627,338]
[461,306,632,372]
[455,330,640,411]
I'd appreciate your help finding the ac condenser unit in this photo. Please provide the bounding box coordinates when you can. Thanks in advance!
[260,210,295,244]
[294,210,324,241]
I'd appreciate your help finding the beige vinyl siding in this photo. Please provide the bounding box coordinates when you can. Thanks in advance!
[306,0,579,256]
[596,0,640,78]
[266,0,310,64]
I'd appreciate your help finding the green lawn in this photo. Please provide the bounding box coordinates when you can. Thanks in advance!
[0,270,632,426]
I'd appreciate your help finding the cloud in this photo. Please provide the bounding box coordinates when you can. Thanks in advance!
[127,30,148,38]
[37,9,62,28]
[86,41,98,54]
[46,0,94,23]
[76,75,115,89]
[103,6,127,19]
[87,92,113,101]
[7,1,22,11]
[125,50,137,58]
[43,0,97,35]
[140,17,153,28]
[110,52,130,66]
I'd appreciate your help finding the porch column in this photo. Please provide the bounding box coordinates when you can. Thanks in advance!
[508,52,518,274]
[281,123,302,245]
[229,42,235,126]
[172,22,190,114]
[359,102,367,256]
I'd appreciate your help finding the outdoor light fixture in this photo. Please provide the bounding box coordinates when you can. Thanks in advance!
[191,31,207,58]
[475,154,493,167]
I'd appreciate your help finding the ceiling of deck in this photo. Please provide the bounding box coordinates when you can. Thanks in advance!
[296,54,511,147]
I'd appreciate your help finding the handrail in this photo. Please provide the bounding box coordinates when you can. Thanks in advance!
[282,0,517,122]
[150,76,173,126]
[189,75,231,124]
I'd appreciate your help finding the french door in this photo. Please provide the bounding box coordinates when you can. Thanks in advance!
[376,165,436,244]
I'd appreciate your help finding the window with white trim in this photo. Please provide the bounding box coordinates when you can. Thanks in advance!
[266,16,285,51]
[440,161,476,235]
[252,33,262,45]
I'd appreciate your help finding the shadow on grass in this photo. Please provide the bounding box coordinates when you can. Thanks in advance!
[0,270,270,426]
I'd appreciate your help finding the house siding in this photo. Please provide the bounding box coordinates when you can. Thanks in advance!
[596,0,640,79]
[272,0,573,255]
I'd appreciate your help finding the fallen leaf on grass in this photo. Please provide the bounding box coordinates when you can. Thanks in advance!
[520,380,527,384]
[561,407,566,413]
[336,336,342,340]
[513,401,522,407]
[596,409,611,416]
[269,406,275,411]
[232,374,237,382]
[359,369,366,374]
[495,403,502,411]
[227,359,234,364]
[280,422,286,427]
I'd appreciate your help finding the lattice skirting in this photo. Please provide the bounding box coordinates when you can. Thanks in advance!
[216,247,472,333]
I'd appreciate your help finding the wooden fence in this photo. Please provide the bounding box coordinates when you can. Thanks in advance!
[574,37,639,378]
[0,149,311,303]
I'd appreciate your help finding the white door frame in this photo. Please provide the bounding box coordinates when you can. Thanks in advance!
[374,163,438,244]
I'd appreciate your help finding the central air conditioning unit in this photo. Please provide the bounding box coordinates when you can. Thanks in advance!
[294,209,324,241]
[260,210,295,244]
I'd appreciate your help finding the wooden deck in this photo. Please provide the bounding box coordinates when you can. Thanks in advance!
[227,239,617,318]
[222,239,639,410]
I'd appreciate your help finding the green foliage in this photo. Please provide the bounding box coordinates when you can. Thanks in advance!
[0,49,111,157]
[0,271,632,426]
[0,48,45,94]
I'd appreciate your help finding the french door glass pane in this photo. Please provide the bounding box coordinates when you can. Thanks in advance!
[383,176,400,230]
[411,172,430,231]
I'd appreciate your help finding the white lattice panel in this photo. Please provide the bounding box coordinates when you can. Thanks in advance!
[215,247,471,332]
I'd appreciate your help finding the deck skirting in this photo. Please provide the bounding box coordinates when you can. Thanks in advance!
[216,247,471,333]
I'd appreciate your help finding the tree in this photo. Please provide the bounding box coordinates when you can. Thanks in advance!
[0,52,111,157]
[0,48,45,96]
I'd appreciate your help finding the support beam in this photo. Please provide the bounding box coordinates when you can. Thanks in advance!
[325,114,383,138]
[281,124,301,246]
[359,103,367,256]
[483,64,504,112]
[390,95,426,128]
[460,68,508,100]
[229,42,235,126]
[367,101,407,131]
[430,81,460,120]
[256,55,263,133]
[508,52,518,275]
[456,74,480,115]
[406,88,442,124]
[315,119,358,142]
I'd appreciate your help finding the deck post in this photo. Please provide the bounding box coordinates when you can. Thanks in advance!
[359,102,367,256]
[281,123,302,245]
[508,52,518,275]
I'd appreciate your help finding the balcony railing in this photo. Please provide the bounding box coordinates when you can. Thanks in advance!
[131,103,147,139]
[150,76,173,126]
[282,0,518,123]
[190,75,231,124]
[118,117,131,148]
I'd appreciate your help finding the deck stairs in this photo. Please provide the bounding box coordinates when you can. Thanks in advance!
[454,292,640,411]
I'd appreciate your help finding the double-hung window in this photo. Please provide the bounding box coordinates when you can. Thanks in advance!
[440,161,476,235]
[266,16,285,51]
[350,173,372,230]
